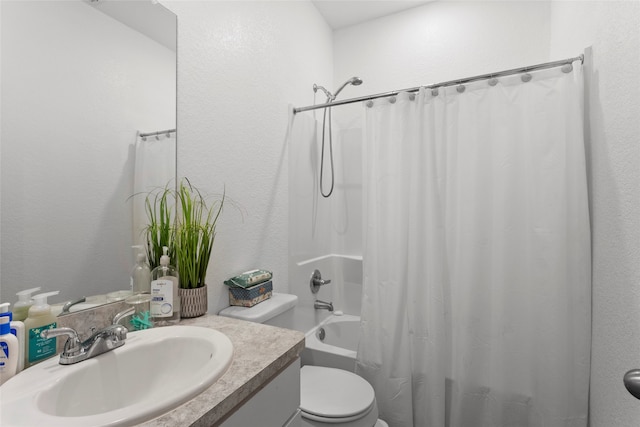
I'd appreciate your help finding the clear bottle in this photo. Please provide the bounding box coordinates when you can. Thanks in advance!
[23,291,59,368]
[150,246,180,326]
[131,245,151,294]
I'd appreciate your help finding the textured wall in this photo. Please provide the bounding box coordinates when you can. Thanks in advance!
[163,0,333,315]
[548,2,640,425]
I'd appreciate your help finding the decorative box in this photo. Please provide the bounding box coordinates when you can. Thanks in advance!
[228,280,273,307]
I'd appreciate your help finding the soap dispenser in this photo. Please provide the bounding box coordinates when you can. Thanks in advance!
[131,245,151,294]
[13,287,42,321]
[0,302,25,373]
[0,317,19,385]
[150,246,180,326]
[23,291,59,368]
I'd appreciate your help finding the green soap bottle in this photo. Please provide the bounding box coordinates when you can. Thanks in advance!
[13,287,41,322]
[23,291,59,368]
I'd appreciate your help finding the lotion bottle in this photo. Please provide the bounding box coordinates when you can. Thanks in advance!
[23,291,59,368]
[0,303,25,373]
[131,245,151,294]
[13,287,42,321]
[150,246,180,326]
[0,317,19,385]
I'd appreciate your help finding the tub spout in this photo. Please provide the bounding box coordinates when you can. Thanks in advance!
[314,300,334,312]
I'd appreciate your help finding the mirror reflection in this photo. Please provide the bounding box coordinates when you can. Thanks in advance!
[1,0,177,315]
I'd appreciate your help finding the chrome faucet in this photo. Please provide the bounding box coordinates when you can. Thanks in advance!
[314,300,334,312]
[60,296,86,314]
[113,307,135,325]
[40,324,127,365]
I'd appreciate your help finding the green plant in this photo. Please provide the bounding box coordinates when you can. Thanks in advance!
[174,178,224,289]
[143,185,175,270]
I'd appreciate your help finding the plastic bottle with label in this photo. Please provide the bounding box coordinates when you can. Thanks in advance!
[150,247,180,326]
[0,303,25,373]
[0,317,19,385]
[23,291,59,368]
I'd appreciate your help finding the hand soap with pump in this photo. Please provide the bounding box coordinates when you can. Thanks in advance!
[131,245,151,294]
[12,287,42,321]
[0,317,19,385]
[150,246,180,326]
[0,303,25,373]
[23,291,59,368]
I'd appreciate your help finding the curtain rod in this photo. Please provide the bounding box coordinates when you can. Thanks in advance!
[139,128,176,138]
[293,54,584,114]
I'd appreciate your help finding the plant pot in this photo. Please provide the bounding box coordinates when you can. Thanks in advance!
[179,285,208,318]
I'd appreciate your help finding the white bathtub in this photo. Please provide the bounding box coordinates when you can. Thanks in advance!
[301,314,360,372]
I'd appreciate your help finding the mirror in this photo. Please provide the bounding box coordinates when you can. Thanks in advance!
[1,0,177,314]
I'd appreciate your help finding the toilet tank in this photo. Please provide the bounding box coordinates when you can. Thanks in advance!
[218,293,298,329]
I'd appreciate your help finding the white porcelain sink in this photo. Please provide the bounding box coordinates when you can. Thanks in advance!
[0,325,233,426]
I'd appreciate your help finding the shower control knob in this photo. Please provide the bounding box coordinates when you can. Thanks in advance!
[310,269,331,294]
[624,369,640,399]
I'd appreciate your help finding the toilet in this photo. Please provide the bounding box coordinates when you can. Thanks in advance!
[219,293,388,427]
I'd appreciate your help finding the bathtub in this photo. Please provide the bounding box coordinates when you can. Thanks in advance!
[301,314,360,372]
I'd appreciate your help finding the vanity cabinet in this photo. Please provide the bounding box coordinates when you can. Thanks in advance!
[220,358,301,427]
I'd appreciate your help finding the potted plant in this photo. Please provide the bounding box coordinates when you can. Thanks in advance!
[174,178,224,317]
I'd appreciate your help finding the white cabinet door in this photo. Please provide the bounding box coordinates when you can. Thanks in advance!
[221,358,300,427]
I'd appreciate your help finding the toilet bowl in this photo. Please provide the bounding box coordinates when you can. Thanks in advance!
[300,365,388,427]
[219,293,387,427]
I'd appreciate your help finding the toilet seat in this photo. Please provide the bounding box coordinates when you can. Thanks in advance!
[300,365,376,422]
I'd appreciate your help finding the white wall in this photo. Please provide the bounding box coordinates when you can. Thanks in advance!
[334,1,552,99]
[548,2,640,425]
[163,0,333,315]
[0,1,175,303]
[331,0,640,424]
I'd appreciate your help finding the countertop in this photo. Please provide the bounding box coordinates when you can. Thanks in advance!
[138,314,305,427]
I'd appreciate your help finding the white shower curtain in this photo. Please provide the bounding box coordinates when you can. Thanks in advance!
[132,131,176,247]
[356,61,591,427]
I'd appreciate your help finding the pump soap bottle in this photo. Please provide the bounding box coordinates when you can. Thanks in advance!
[13,287,42,321]
[150,246,180,326]
[0,317,19,385]
[0,303,25,373]
[131,245,151,294]
[23,291,59,368]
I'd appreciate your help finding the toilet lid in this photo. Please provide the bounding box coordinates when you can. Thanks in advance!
[300,366,375,418]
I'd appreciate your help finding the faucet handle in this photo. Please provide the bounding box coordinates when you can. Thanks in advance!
[87,324,128,342]
[41,327,81,354]
[61,296,86,314]
[310,269,332,294]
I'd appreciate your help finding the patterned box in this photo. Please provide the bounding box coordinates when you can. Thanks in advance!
[228,280,273,307]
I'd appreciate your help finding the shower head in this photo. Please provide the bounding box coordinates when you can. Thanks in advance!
[313,83,333,101]
[333,76,363,99]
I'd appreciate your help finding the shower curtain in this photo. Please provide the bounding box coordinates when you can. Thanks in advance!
[132,131,176,247]
[356,61,591,427]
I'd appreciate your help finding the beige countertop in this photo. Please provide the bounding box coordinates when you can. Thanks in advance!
[137,314,305,427]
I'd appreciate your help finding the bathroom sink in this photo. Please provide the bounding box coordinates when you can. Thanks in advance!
[0,325,233,426]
